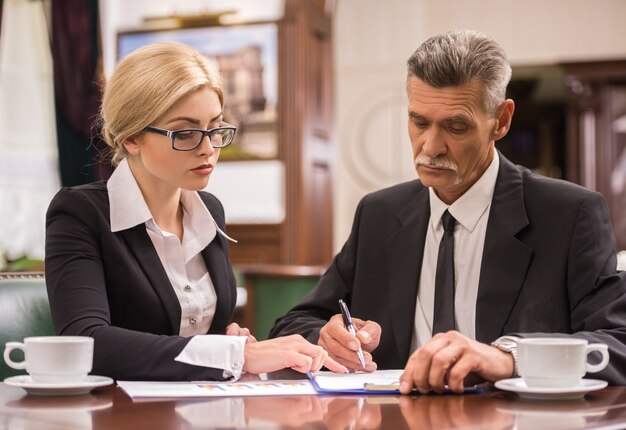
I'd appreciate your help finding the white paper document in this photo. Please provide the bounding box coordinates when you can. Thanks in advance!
[117,379,317,399]
[118,370,481,398]
[117,371,404,399]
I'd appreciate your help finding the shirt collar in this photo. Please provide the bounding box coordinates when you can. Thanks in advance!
[429,150,500,233]
[179,189,217,259]
[108,158,153,232]
[107,159,220,252]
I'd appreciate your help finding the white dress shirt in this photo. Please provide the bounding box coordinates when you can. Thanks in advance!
[107,159,245,378]
[411,151,500,351]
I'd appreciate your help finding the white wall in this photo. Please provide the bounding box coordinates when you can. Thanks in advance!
[333,0,626,249]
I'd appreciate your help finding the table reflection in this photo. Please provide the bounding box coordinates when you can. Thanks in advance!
[3,382,626,429]
[496,388,626,430]
[1,393,113,429]
[398,393,514,430]
[172,396,382,429]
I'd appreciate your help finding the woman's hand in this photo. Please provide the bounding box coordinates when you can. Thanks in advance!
[243,334,348,375]
[226,322,257,343]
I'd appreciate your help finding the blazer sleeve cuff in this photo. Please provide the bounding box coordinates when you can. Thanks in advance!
[175,335,246,380]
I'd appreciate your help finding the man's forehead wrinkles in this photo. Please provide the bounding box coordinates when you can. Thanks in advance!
[408,77,485,118]
[409,105,475,123]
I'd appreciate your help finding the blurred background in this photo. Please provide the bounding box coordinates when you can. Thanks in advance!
[1,0,626,336]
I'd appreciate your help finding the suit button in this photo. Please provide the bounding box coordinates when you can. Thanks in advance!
[189,317,197,325]
[184,285,192,292]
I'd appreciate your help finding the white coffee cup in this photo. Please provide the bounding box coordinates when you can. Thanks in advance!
[517,338,609,388]
[4,336,94,383]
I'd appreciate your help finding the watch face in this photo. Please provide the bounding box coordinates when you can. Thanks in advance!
[500,341,515,349]
[493,339,516,351]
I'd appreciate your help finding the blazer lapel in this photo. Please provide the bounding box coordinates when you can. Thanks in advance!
[120,225,181,334]
[386,184,430,362]
[201,234,233,334]
[475,154,533,342]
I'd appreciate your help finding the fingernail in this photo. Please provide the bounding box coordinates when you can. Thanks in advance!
[348,341,359,350]
[400,381,411,393]
[359,331,371,342]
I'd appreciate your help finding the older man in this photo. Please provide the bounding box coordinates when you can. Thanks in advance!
[269,30,626,392]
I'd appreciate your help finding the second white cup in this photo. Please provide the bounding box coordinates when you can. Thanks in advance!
[517,338,609,388]
[4,336,94,383]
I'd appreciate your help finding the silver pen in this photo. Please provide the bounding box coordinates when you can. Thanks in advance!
[338,299,366,368]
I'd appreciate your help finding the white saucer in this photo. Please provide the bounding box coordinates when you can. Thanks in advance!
[495,378,607,400]
[4,375,114,396]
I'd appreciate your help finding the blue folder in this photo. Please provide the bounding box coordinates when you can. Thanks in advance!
[306,372,483,395]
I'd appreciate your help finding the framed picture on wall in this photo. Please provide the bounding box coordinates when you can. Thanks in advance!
[117,22,278,161]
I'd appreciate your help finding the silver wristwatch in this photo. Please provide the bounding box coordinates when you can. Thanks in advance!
[490,336,520,378]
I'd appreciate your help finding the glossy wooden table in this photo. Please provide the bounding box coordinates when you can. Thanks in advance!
[2,379,626,429]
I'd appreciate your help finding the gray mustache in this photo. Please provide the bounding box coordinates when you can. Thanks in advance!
[414,155,458,171]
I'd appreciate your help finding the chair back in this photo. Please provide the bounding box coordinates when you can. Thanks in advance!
[0,272,55,379]
[237,265,324,340]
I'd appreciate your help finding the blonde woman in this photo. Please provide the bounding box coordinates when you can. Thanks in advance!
[45,42,345,381]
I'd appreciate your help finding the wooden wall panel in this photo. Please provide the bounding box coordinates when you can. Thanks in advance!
[282,0,334,265]
[563,60,626,250]
[226,224,282,265]
[226,0,335,266]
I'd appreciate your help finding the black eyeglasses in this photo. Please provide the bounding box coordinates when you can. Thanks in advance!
[143,122,237,151]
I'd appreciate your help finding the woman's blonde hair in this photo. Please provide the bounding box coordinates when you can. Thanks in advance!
[99,41,224,166]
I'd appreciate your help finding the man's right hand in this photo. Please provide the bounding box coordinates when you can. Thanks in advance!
[318,314,381,372]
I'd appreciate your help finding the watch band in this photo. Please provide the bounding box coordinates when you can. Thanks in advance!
[490,336,519,378]
[508,344,519,378]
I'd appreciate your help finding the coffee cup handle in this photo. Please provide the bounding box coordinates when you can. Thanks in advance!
[4,342,27,370]
[585,343,610,373]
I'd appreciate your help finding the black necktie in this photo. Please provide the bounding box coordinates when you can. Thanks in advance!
[432,210,456,334]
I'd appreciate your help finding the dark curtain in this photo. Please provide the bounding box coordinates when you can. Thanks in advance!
[51,0,111,186]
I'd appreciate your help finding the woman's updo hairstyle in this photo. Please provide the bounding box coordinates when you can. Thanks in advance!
[99,42,224,165]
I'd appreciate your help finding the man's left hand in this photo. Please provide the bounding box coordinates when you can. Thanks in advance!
[399,331,514,394]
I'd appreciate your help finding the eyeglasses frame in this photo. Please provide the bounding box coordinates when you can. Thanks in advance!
[143,122,237,151]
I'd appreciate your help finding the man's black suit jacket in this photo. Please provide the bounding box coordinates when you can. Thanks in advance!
[270,152,626,385]
[45,182,237,381]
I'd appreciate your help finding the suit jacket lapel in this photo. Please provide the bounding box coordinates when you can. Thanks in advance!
[202,233,233,334]
[475,153,533,342]
[120,225,181,334]
[386,184,430,362]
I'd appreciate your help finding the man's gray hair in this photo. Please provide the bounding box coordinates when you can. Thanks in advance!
[407,30,512,115]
